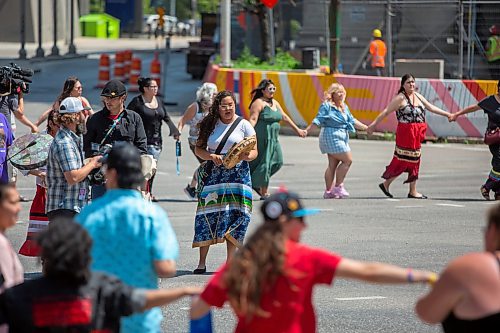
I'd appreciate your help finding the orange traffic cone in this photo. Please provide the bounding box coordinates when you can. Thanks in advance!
[150,52,161,90]
[96,54,110,88]
[123,50,133,83]
[114,51,125,83]
[129,57,142,92]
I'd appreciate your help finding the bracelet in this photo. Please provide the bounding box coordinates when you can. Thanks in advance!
[406,268,414,283]
[427,273,438,286]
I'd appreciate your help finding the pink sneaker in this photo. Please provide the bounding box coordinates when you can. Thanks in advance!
[323,190,337,199]
[339,184,350,197]
[332,184,349,198]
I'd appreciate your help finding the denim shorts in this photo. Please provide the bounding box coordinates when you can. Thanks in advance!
[147,145,162,161]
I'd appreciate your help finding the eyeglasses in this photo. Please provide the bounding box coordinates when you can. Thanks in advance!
[220,104,235,110]
[266,86,276,93]
[102,95,121,101]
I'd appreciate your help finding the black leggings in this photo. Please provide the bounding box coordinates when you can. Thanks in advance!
[485,144,500,192]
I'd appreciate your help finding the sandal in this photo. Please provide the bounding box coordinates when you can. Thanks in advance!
[481,185,491,201]
[407,193,428,199]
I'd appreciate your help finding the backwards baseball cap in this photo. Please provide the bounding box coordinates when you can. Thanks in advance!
[100,79,127,97]
[261,190,320,221]
[59,97,91,114]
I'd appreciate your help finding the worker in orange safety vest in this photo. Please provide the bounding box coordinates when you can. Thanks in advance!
[486,25,500,63]
[363,29,387,76]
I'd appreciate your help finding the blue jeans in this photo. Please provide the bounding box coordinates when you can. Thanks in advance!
[147,145,162,161]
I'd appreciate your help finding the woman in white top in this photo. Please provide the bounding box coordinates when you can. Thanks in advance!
[192,90,257,274]
[178,83,218,199]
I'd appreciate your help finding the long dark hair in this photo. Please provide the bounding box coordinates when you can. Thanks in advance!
[397,73,415,95]
[223,220,286,319]
[138,77,154,93]
[196,90,236,149]
[38,219,92,286]
[249,79,274,108]
[57,76,79,104]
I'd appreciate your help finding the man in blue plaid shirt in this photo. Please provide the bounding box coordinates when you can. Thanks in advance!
[46,97,102,222]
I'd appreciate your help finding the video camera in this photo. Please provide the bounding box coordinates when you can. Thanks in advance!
[0,63,34,96]
[88,144,113,186]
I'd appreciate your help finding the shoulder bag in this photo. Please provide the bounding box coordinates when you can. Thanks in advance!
[197,117,243,194]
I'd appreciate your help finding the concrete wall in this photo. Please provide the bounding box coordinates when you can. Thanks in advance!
[0,0,80,44]
[204,64,497,138]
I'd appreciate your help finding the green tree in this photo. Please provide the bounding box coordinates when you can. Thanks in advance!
[198,0,219,13]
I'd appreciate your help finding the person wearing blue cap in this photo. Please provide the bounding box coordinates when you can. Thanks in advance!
[191,190,437,332]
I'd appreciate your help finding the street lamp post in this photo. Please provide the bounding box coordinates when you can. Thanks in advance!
[19,0,27,59]
[68,0,77,55]
[220,0,231,67]
[35,0,45,58]
[329,0,340,73]
[51,0,60,56]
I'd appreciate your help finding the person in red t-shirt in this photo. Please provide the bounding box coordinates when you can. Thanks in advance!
[190,190,437,332]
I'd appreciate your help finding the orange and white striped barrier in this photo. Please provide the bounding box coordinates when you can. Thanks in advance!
[128,57,142,92]
[150,52,161,90]
[114,51,125,83]
[96,54,110,88]
[123,50,133,82]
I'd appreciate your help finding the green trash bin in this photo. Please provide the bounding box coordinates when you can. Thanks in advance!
[80,14,120,39]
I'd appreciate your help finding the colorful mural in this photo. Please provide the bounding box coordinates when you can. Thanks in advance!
[204,65,498,138]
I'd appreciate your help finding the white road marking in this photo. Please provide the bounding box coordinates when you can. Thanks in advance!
[395,206,424,208]
[387,199,400,202]
[435,203,465,208]
[334,296,387,301]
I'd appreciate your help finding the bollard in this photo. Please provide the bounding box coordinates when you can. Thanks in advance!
[96,54,110,88]
[128,57,142,92]
[150,52,161,90]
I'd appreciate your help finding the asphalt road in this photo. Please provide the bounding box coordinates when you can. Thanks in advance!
[5,51,494,332]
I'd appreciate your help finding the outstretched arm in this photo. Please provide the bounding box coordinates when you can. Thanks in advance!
[367,95,402,134]
[336,258,437,284]
[276,101,307,138]
[416,93,451,117]
[450,104,482,121]
[143,286,202,310]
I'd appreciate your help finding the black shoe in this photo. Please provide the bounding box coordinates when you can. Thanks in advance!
[184,185,196,199]
[193,267,206,274]
[378,183,393,198]
[481,185,491,201]
[407,193,428,199]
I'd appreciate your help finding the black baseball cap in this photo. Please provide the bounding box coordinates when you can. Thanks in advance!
[261,191,320,221]
[101,79,127,97]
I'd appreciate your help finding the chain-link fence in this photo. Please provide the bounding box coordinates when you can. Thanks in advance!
[338,0,500,79]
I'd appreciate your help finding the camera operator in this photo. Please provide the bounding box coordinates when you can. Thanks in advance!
[84,79,147,199]
[46,97,102,222]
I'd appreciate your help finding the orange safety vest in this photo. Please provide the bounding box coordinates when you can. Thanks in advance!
[369,39,387,68]
[486,36,500,62]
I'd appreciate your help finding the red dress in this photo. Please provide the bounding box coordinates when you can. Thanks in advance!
[382,98,427,183]
[19,184,48,256]
[200,240,342,333]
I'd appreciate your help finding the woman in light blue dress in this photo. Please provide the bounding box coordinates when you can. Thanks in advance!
[306,83,368,199]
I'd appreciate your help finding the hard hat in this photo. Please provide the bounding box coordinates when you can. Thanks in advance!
[490,25,499,35]
[373,29,382,38]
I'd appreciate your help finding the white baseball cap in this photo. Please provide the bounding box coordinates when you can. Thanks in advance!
[59,97,90,114]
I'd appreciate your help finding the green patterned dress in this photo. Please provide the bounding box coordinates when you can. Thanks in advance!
[250,106,284,189]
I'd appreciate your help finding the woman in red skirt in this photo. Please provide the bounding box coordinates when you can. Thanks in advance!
[367,74,452,199]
